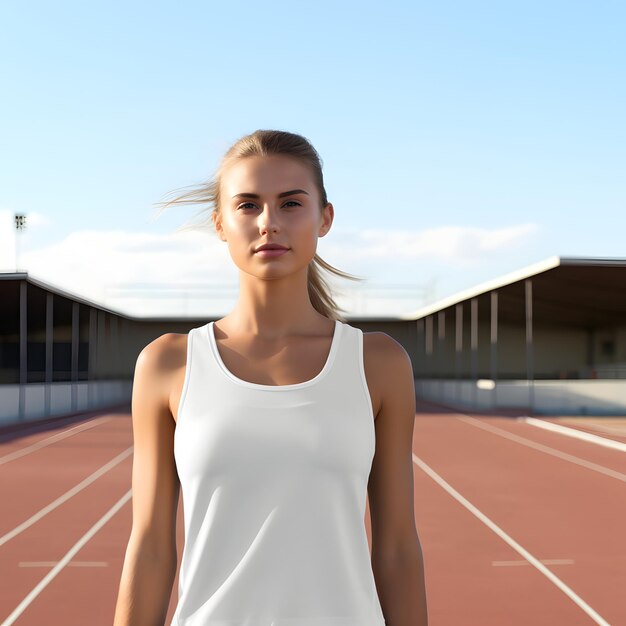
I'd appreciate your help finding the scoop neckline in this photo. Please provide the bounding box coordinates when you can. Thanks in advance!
[206,319,342,391]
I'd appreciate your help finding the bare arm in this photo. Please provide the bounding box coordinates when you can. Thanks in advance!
[113,335,182,626]
[367,333,428,626]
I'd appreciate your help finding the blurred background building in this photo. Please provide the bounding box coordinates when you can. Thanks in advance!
[1,255,625,427]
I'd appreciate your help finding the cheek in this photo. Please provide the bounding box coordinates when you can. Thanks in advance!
[289,219,319,247]
[294,209,323,232]
[221,212,250,240]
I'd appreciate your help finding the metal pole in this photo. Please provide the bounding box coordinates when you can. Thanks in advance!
[425,315,433,400]
[471,298,478,411]
[438,311,445,398]
[45,293,53,417]
[416,318,424,397]
[71,302,79,411]
[455,303,463,404]
[89,308,97,407]
[490,291,498,410]
[525,279,534,415]
[19,281,27,421]
[14,213,27,271]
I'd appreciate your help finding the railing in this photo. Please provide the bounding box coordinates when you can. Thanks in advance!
[103,280,438,318]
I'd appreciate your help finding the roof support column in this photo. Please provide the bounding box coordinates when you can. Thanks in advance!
[417,318,428,378]
[95,309,104,403]
[470,298,478,410]
[455,303,463,404]
[425,315,433,383]
[45,292,53,417]
[111,314,118,379]
[19,280,27,421]
[586,328,595,376]
[525,279,534,415]
[437,311,445,397]
[89,308,97,408]
[490,291,498,409]
[71,302,79,412]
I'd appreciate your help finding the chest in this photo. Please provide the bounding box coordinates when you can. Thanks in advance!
[215,334,334,387]
[169,331,381,423]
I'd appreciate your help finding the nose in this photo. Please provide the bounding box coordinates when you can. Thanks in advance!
[258,205,280,234]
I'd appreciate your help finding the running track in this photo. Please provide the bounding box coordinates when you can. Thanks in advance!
[0,399,624,625]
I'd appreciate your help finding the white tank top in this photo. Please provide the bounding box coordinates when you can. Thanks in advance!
[170,319,386,626]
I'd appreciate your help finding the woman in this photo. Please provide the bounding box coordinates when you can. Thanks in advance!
[113,130,428,625]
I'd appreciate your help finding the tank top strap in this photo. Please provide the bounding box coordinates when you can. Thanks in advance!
[323,322,374,422]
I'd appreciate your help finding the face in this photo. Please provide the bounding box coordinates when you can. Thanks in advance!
[214,154,333,279]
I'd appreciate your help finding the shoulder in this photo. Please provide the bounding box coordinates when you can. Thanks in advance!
[363,330,413,377]
[361,330,414,418]
[137,332,187,373]
[134,332,189,404]
[362,330,410,358]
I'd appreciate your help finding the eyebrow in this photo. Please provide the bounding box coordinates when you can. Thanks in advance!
[231,189,310,200]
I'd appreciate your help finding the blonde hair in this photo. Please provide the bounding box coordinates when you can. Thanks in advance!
[154,129,364,321]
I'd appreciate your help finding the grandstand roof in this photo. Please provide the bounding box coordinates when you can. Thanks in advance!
[401,256,626,327]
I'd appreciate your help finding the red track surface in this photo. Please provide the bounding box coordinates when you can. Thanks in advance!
[0,400,624,625]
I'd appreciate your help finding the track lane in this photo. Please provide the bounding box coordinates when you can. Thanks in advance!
[412,405,623,625]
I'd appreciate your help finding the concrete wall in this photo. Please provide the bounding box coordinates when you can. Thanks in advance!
[416,378,626,415]
[0,380,132,426]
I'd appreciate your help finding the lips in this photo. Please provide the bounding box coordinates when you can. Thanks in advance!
[254,245,290,258]
[254,244,289,252]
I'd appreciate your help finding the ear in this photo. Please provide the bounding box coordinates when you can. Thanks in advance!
[319,202,334,237]
[213,211,227,242]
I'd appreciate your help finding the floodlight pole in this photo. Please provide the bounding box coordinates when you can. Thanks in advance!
[14,213,27,271]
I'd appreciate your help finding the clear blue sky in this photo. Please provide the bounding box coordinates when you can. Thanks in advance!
[1,0,624,317]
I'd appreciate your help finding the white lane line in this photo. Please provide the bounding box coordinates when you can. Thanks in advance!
[0,416,113,466]
[0,489,132,626]
[0,446,133,547]
[0,412,112,443]
[556,421,626,437]
[19,561,108,568]
[455,415,626,483]
[493,559,575,567]
[412,452,610,626]
[522,416,626,452]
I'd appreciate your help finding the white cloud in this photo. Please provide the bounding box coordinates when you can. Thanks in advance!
[21,228,236,303]
[11,221,539,316]
[354,223,539,263]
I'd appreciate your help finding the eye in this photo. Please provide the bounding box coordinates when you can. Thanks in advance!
[236,200,301,210]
